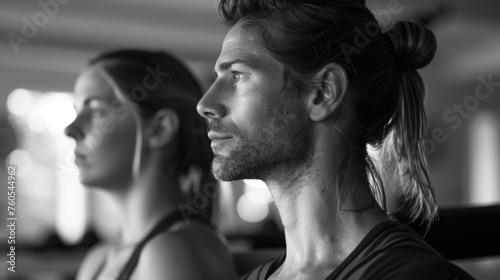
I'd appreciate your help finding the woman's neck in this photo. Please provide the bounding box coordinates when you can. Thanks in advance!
[110,164,185,244]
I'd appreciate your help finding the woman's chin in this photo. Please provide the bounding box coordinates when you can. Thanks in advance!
[78,174,102,188]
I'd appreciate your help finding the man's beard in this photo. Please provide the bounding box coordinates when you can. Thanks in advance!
[210,117,312,182]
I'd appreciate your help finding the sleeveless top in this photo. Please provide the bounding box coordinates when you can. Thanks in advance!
[93,211,203,280]
[240,221,475,280]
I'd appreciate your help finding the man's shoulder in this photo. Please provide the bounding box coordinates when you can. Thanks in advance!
[363,254,475,280]
[335,222,475,279]
[353,223,475,279]
[238,253,283,280]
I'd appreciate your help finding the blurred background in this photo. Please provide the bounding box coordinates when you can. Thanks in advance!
[0,0,499,279]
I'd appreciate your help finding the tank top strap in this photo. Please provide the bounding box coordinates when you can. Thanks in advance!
[116,211,205,280]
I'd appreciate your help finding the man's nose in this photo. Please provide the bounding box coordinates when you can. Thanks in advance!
[197,82,227,120]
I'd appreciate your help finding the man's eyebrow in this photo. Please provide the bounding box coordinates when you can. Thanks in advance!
[216,58,258,72]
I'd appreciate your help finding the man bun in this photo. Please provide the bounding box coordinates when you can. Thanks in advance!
[384,21,437,70]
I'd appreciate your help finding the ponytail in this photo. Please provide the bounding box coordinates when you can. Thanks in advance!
[382,21,438,224]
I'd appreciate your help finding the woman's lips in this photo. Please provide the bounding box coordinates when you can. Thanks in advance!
[74,152,87,166]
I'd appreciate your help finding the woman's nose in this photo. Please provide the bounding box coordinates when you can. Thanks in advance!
[64,118,84,140]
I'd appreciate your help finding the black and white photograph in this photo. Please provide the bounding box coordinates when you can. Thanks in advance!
[0,0,499,279]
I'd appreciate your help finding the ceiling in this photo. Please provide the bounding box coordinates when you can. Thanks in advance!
[1,0,500,91]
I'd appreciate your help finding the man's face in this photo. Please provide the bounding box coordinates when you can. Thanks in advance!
[197,22,312,181]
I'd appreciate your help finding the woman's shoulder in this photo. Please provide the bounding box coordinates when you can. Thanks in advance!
[75,243,112,280]
[136,220,237,280]
[153,219,231,257]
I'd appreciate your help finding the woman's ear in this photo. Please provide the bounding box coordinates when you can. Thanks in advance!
[146,108,180,149]
[307,63,348,122]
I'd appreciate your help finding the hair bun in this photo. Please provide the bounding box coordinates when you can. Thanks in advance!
[384,21,437,70]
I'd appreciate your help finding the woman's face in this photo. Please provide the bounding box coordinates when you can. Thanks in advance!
[65,64,137,189]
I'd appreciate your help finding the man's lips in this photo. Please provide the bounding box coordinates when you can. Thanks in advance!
[207,131,232,141]
[210,138,232,150]
[207,132,233,150]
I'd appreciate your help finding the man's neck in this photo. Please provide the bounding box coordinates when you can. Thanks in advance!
[265,152,390,278]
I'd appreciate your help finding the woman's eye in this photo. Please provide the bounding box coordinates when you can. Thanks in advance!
[89,108,104,118]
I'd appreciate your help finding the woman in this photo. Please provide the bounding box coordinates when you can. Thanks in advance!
[65,50,237,280]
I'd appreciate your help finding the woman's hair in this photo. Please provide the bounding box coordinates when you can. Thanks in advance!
[89,50,215,221]
[218,0,438,224]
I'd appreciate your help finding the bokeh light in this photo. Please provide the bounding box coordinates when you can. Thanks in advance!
[26,108,47,133]
[7,88,32,116]
[243,179,272,202]
[6,149,32,178]
[236,180,273,223]
[42,92,76,135]
[469,112,500,205]
[237,192,270,223]
[55,176,87,245]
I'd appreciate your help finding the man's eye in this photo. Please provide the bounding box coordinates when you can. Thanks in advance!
[232,71,243,82]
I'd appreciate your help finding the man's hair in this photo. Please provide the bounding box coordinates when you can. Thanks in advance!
[218,0,438,224]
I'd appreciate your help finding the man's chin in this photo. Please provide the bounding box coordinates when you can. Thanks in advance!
[211,156,234,181]
[211,155,255,182]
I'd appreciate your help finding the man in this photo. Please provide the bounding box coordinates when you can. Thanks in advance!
[197,0,474,279]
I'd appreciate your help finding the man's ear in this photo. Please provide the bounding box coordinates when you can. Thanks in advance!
[307,63,348,121]
[146,108,179,149]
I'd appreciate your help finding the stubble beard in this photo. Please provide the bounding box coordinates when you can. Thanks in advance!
[211,121,312,183]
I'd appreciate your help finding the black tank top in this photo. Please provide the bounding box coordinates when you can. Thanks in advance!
[240,221,475,280]
[93,211,204,280]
